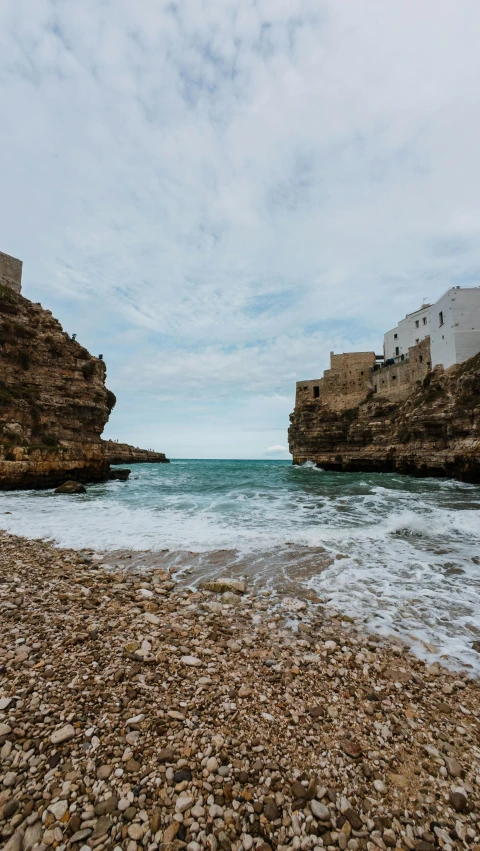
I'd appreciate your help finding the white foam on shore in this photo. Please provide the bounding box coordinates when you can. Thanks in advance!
[1,460,479,674]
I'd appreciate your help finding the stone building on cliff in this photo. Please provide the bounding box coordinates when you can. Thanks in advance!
[295,286,480,411]
[289,286,480,481]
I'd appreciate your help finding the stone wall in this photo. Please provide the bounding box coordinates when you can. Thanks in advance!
[372,338,432,401]
[295,351,376,413]
[0,251,23,294]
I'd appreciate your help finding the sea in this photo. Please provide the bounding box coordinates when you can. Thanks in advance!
[1,459,480,675]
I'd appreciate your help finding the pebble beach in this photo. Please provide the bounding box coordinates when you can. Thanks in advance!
[1,530,479,851]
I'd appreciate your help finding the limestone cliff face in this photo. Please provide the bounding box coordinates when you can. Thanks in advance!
[103,440,169,464]
[0,285,115,489]
[288,353,480,482]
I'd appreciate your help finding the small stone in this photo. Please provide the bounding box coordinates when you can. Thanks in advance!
[127,823,144,840]
[92,816,113,839]
[22,821,43,850]
[173,769,193,783]
[48,799,68,820]
[163,822,180,843]
[181,655,202,667]
[123,807,137,821]
[125,713,145,726]
[50,723,75,744]
[150,809,161,833]
[3,798,19,818]
[0,722,12,736]
[206,756,219,774]
[291,780,307,799]
[264,799,280,821]
[125,759,141,773]
[158,748,175,762]
[341,740,362,759]
[97,764,113,780]
[209,803,224,819]
[176,796,193,813]
[0,697,12,710]
[3,772,17,788]
[345,808,362,830]
[201,578,246,594]
[449,790,467,812]
[3,833,23,851]
[69,829,93,844]
[311,800,330,821]
[445,757,463,777]
[373,779,387,795]
[94,796,118,816]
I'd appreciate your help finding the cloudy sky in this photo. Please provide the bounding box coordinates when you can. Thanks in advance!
[2,1,480,458]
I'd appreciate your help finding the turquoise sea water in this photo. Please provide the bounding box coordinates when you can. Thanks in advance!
[1,459,480,673]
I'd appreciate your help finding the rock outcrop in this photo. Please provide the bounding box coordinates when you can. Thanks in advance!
[289,352,480,482]
[103,440,169,465]
[0,284,115,490]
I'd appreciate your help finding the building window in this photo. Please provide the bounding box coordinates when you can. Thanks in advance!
[423,317,427,325]
[419,355,423,363]
[439,311,444,326]
[415,319,419,328]
[395,346,399,356]
[313,386,320,399]
[416,338,419,343]
[394,333,398,339]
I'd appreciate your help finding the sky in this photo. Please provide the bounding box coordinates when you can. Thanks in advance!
[1,1,480,459]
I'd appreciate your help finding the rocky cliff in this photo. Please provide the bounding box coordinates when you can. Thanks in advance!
[289,353,480,482]
[103,440,169,464]
[0,284,115,489]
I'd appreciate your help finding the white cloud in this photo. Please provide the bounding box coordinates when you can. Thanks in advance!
[1,0,480,456]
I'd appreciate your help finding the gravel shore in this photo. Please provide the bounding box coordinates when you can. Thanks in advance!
[0,530,479,851]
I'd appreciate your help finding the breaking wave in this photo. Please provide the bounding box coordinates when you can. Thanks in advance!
[1,460,479,674]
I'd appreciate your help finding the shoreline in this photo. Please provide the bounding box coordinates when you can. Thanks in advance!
[1,530,479,851]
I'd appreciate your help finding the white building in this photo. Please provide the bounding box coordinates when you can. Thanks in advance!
[384,287,480,370]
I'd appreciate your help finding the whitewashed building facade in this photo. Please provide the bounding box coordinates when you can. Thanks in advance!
[384,287,480,370]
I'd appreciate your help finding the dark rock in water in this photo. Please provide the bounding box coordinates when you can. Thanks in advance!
[472,640,480,652]
[109,468,131,481]
[54,480,86,494]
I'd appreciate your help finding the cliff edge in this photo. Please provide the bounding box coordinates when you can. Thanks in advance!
[103,440,169,465]
[0,283,115,490]
[289,352,480,482]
